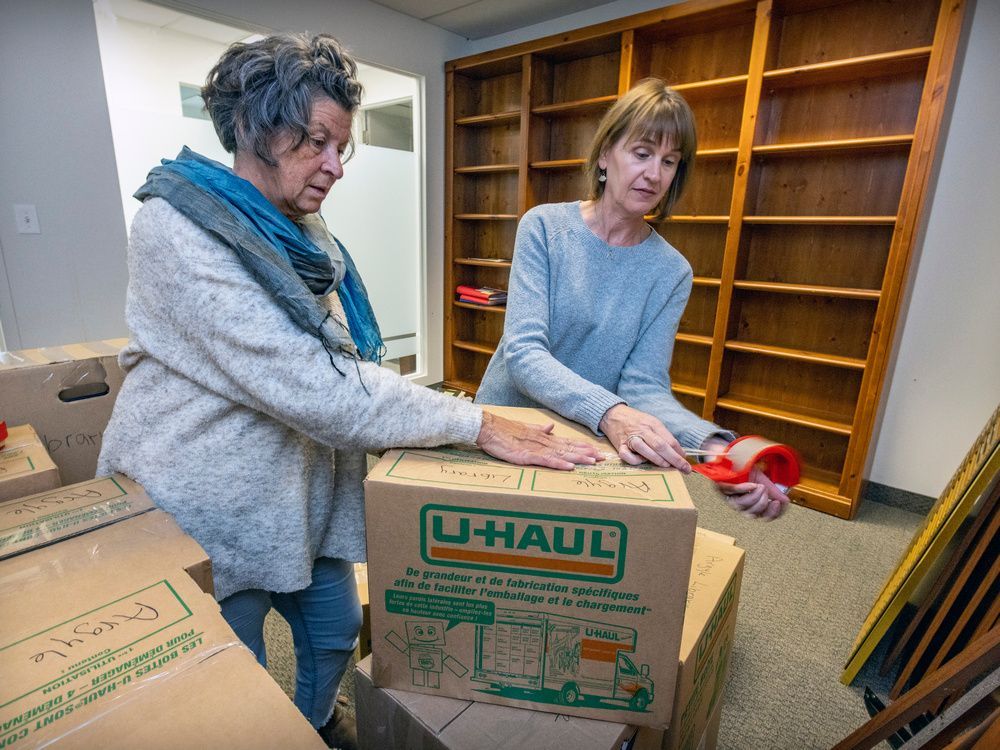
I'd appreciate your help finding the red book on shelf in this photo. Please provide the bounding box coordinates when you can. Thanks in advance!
[456,285,506,300]
[458,295,504,306]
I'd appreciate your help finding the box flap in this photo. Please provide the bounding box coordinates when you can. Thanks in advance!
[369,448,693,509]
[0,475,156,560]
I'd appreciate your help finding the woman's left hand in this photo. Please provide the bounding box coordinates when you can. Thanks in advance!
[716,467,790,520]
[476,412,604,470]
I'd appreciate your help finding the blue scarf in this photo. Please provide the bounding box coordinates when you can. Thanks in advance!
[135,147,385,365]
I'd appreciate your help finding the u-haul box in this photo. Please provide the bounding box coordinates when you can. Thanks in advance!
[365,407,698,729]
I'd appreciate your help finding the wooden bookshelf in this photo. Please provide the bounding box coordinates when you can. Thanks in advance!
[444,0,967,519]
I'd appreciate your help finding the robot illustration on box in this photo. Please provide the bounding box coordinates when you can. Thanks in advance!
[385,619,468,688]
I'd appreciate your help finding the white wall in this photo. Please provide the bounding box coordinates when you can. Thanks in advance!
[464,0,1000,499]
[867,0,1000,497]
[0,0,130,350]
[93,12,235,232]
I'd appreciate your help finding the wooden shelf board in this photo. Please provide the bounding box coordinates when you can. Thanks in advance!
[453,339,497,356]
[692,276,722,288]
[696,147,739,158]
[453,301,507,314]
[530,158,586,170]
[790,481,853,519]
[742,215,897,225]
[733,280,881,300]
[671,383,706,398]
[715,396,853,435]
[454,213,519,221]
[675,332,713,347]
[454,110,521,126]
[531,95,617,117]
[753,134,914,156]
[455,163,519,174]
[662,215,730,224]
[671,74,748,98]
[724,340,866,370]
[454,258,512,268]
[762,46,933,89]
[442,378,479,396]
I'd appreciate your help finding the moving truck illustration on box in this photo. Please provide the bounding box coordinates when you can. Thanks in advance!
[472,608,654,711]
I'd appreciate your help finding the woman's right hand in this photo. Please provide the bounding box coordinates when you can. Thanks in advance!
[599,404,691,473]
[476,411,604,470]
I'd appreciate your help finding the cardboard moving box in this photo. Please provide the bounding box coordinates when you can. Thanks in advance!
[0,507,323,749]
[365,406,698,729]
[0,563,324,749]
[0,339,126,485]
[0,474,155,561]
[356,529,743,750]
[651,531,745,750]
[0,424,61,503]
[355,562,372,660]
[355,654,653,750]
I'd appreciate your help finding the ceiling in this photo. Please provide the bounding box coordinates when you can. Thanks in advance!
[370,0,618,40]
[104,0,256,44]
[107,0,621,44]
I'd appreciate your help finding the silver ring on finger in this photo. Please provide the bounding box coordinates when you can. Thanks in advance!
[625,433,643,453]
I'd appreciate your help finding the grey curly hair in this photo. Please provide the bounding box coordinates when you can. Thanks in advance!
[202,33,363,167]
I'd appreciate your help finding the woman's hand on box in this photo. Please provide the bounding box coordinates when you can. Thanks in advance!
[717,467,789,520]
[599,404,691,473]
[476,411,604,470]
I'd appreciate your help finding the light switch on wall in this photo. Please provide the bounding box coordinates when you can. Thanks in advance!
[14,204,40,234]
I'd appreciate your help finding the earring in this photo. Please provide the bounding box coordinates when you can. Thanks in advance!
[598,168,607,183]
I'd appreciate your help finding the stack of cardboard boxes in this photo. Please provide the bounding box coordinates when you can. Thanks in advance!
[1,340,746,749]
[359,406,746,750]
[0,341,325,750]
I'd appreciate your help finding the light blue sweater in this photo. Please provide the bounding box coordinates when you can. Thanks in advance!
[476,201,727,450]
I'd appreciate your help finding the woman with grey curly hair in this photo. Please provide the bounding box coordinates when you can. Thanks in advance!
[98,32,600,749]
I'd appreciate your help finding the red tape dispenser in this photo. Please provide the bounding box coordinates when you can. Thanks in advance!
[692,435,800,490]
[0,420,7,451]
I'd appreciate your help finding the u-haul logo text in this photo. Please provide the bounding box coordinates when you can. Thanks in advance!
[420,505,627,583]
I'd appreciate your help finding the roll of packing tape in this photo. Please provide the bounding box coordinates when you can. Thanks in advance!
[692,435,800,487]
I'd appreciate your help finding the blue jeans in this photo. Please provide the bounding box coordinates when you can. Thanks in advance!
[220,557,362,728]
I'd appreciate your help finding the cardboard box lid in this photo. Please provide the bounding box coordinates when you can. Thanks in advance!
[0,474,156,561]
[369,405,694,509]
[0,424,61,503]
[0,508,213,597]
[0,339,128,371]
[368,446,694,509]
[679,534,745,665]
[356,655,636,750]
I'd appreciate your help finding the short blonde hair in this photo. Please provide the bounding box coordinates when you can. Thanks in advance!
[584,78,697,221]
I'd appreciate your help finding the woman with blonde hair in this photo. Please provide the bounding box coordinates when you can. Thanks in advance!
[477,78,787,521]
